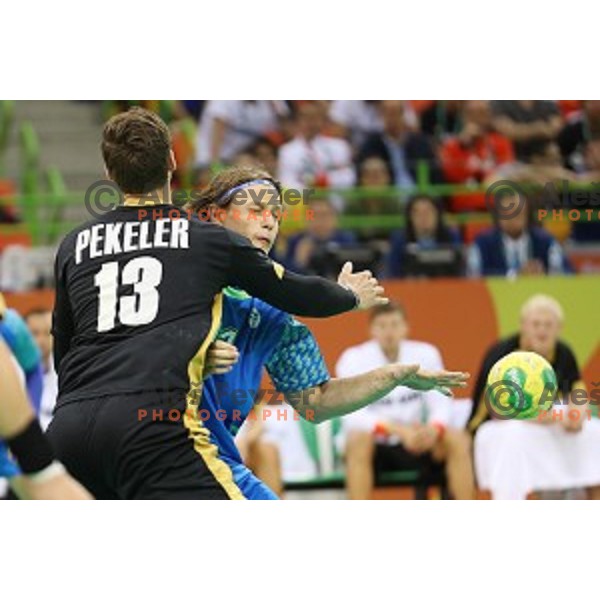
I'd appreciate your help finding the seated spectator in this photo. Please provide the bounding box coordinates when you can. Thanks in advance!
[284,198,357,277]
[470,294,600,499]
[387,194,462,278]
[338,303,475,499]
[347,157,401,241]
[558,100,600,172]
[568,139,600,242]
[419,100,464,140]
[24,308,57,431]
[358,100,443,186]
[440,100,515,211]
[467,192,573,277]
[329,101,418,148]
[195,100,289,168]
[329,101,384,148]
[487,140,575,189]
[491,101,563,163]
[237,403,344,499]
[579,138,600,181]
[277,102,356,191]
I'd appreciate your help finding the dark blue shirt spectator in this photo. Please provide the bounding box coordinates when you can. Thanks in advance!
[387,195,461,278]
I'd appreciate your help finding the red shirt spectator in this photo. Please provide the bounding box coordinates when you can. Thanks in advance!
[440,101,515,211]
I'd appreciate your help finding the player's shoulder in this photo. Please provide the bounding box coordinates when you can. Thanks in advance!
[223,288,289,326]
[279,137,304,156]
[487,334,519,361]
[403,339,441,360]
[322,135,352,152]
[555,338,579,365]
[55,216,101,265]
[339,339,379,361]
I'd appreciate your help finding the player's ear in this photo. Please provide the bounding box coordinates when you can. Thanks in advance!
[168,150,177,173]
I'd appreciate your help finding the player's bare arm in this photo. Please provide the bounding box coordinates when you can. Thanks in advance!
[0,339,92,500]
[287,363,469,423]
[204,340,468,423]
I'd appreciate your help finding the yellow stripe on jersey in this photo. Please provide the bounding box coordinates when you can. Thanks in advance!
[183,293,245,500]
[272,261,285,280]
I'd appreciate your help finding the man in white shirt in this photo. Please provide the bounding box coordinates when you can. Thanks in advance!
[338,303,475,499]
[195,101,289,167]
[25,309,57,431]
[278,102,356,191]
[329,100,418,148]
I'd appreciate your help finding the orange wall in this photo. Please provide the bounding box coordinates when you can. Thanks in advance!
[301,279,498,399]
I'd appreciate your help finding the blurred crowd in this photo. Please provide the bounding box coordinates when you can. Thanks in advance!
[122,100,600,280]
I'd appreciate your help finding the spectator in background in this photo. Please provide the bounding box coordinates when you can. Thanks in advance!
[471,294,600,499]
[277,101,356,190]
[419,100,464,140]
[558,100,600,172]
[491,101,563,163]
[346,157,401,241]
[284,198,356,277]
[329,101,418,148]
[233,138,278,176]
[195,100,289,168]
[467,191,573,277]
[358,100,443,187]
[24,309,57,431]
[440,100,515,211]
[338,303,475,500]
[387,194,461,278]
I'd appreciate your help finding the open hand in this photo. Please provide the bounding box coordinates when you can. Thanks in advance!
[389,364,470,397]
[337,261,388,310]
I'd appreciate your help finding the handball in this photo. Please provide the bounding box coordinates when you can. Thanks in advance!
[486,351,558,420]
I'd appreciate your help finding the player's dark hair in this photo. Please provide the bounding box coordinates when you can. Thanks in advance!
[101,107,172,194]
[369,301,406,323]
[188,165,283,212]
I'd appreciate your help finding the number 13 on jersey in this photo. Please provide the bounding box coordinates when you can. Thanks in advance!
[94,256,163,332]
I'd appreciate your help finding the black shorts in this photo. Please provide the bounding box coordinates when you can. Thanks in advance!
[374,443,444,483]
[47,392,236,500]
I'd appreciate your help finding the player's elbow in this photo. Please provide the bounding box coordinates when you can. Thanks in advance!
[287,386,324,424]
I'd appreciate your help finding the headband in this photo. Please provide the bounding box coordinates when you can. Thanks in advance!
[217,179,277,206]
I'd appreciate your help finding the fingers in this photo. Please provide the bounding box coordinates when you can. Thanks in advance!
[206,341,239,373]
[432,386,453,397]
[425,370,470,387]
[341,261,353,275]
[211,340,237,352]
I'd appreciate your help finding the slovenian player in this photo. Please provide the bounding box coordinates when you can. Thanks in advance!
[186,166,469,499]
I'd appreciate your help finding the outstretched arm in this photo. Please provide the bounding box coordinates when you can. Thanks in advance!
[287,364,469,424]
[227,229,388,317]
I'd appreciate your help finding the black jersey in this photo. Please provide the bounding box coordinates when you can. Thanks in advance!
[468,334,582,431]
[52,205,356,405]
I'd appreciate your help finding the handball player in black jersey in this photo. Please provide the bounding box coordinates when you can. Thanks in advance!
[47,107,387,499]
